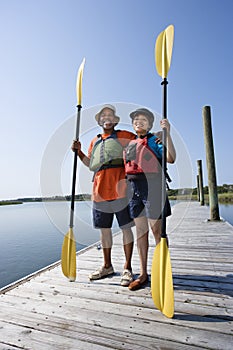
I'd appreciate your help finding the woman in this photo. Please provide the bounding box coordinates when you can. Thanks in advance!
[124,108,176,290]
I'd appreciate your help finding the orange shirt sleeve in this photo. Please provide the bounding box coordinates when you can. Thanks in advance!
[88,136,98,158]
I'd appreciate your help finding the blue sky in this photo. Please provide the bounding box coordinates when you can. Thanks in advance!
[0,0,232,200]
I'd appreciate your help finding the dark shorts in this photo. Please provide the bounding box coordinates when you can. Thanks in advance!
[93,198,134,229]
[127,175,171,220]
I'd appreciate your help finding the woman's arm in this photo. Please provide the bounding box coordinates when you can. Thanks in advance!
[159,119,176,163]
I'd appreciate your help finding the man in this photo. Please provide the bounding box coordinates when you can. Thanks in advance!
[72,104,135,286]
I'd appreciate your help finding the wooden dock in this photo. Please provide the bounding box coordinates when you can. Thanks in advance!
[0,201,233,349]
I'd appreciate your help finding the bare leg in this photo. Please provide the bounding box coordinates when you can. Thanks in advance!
[100,228,113,268]
[134,216,149,282]
[122,227,134,271]
[149,218,161,245]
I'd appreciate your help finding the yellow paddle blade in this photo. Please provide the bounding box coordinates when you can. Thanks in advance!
[151,237,174,318]
[155,24,174,78]
[76,58,85,106]
[61,228,76,281]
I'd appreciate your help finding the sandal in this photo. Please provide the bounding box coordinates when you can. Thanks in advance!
[120,269,133,287]
[89,265,114,280]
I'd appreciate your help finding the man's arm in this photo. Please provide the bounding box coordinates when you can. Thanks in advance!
[72,140,90,167]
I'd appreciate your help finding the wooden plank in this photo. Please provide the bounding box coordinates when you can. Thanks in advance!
[0,345,21,350]
[0,307,198,350]
[1,294,233,350]
[1,287,232,334]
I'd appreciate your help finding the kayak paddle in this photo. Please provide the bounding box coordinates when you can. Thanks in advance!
[61,58,85,281]
[151,25,174,318]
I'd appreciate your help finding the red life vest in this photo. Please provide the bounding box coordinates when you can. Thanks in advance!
[124,135,160,175]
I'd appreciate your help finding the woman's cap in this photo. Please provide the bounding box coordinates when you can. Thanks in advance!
[130,108,155,128]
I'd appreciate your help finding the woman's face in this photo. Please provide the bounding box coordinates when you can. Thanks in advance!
[132,114,150,133]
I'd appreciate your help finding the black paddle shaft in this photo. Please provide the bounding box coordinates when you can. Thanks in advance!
[69,104,82,228]
[161,78,168,238]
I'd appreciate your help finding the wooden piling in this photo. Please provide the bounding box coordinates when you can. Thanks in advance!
[197,160,204,205]
[202,106,220,220]
[196,174,200,201]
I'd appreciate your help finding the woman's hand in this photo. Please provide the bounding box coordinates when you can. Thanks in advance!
[160,119,170,133]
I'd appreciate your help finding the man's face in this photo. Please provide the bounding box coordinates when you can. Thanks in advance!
[99,108,116,129]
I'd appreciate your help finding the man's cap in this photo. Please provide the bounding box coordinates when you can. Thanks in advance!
[95,104,120,124]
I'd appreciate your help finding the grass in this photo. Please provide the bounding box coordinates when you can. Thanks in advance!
[0,201,23,206]
[217,192,233,203]
[168,192,233,204]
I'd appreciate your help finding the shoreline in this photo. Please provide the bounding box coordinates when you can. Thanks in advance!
[0,200,23,206]
[169,197,233,204]
[168,194,233,204]
[1,195,233,206]
[0,194,92,206]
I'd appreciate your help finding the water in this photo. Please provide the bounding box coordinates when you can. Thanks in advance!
[219,203,233,225]
[0,201,118,289]
[0,201,232,289]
